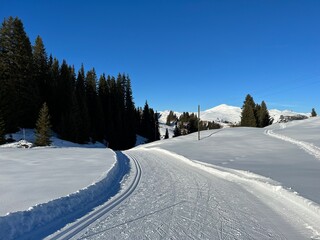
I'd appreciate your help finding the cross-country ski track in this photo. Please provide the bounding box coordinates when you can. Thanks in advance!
[48,152,142,240]
[3,119,320,239]
[50,141,320,239]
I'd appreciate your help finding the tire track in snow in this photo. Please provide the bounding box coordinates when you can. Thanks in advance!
[49,151,142,240]
[265,129,320,160]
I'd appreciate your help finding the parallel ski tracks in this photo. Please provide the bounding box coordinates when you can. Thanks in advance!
[51,152,142,240]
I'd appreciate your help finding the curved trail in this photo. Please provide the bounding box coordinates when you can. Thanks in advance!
[73,147,316,240]
[265,129,320,160]
[48,152,141,240]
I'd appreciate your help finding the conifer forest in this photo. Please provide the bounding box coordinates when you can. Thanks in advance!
[0,17,159,150]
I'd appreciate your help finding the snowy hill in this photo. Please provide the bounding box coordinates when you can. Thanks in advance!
[159,104,309,126]
[200,104,241,124]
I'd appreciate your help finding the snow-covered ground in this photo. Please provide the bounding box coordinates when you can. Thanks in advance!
[0,130,129,239]
[1,118,320,239]
[54,117,320,239]
[0,148,116,215]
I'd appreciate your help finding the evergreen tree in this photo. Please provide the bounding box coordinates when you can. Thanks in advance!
[140,102,159,142]
[35,103,52,146]
[240,94,257,127]
[311,108,317,117]
[166,111,177,125]
[173,125,181,137]
[164,128,169,139]
[141,101,152,140]
[47,58,60,129]
[153,111,160,141]
[124,76,137,148]
[75,64,90,143]
[85,68,103,142]
[98,73,108,142]
[0,112,5,144]
[33,35,49,104]
[0,17,39,131]
[258,101,273,127]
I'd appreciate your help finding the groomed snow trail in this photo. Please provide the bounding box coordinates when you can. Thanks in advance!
[48,152,141,240]
[265,129,320,160]
[71,147,317,240]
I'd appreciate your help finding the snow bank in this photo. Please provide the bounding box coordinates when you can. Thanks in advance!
[0,152,130,239]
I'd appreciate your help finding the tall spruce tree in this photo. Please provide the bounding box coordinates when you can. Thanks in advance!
[173,125,181,137]
[123,76,137,148]
[75,64,90,143]
[47,58,60,130]
[0,17,39,131]
[258,101,272,127]
[241,94,257,127]
[85,68,103,142]
[140,102,160,142]
[33,35,49,104]
[35,103,51,146]
[0,112,5,144]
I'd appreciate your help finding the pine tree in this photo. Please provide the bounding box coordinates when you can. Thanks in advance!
[0,17,39,131]
[258,101,273,127]
[173,125,181,137]
[164,128,169,139]
[85,68,103,142]
[311,108,317,117]
[153,111,160,141]
[35,103,52,146]
[240,94,257,127]
[0,112,5,144]
[124,76,137,148]
[33,35,49,104]
[75,64,90,143]
[141,101,151,140]
[166,111,177,125]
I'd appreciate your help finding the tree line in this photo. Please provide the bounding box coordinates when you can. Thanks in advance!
[0,16,158,149]
[165,111,221,137]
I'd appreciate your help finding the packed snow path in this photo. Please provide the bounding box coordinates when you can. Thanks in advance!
[49,152,141,240]
[63,147,320,239]
[265,128,320,161]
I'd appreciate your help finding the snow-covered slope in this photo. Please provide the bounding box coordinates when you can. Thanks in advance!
[58,117,320,239]
[269,108,309,123]
[200,104,241,124]
[2,118,320,239]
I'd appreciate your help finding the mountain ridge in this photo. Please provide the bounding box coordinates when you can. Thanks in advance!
[159,104,310,125]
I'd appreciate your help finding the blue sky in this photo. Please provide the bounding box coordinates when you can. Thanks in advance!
[1,0,320,113]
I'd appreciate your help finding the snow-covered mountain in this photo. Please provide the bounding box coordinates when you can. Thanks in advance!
[200,104,241,124]
[159,104,309,126]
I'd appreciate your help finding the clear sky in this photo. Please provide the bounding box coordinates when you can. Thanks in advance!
[1,0,320,113]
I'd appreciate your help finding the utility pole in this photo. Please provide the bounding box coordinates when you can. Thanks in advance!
[198,105,200,140]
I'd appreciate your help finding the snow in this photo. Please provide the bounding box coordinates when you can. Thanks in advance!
[1,116,320,239]
[0,148,116,216]
[200,104,242,124]
[0,130,129,239]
